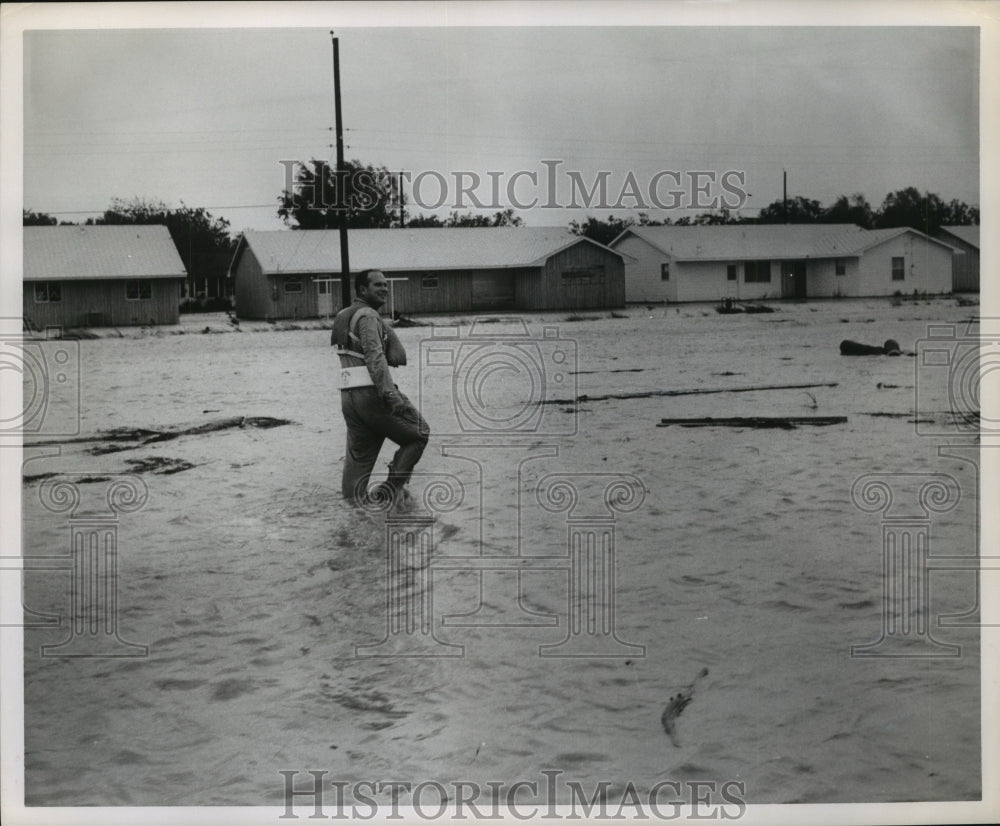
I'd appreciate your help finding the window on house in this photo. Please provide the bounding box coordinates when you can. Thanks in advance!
[744,261,771,283]
[891,257,905,281]
[33,282,61,303]
[284,279,303,293]
[317,280,330,295]
[835,259,846,276]
[125,280,151,300]
[421,274,439,289]
[561,266,606,285]
[660,263,670,281]
[727,264,738,281]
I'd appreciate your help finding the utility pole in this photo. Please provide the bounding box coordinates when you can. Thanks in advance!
[332,32,351,310]
[782,168,788,224]
[398,171,405,227]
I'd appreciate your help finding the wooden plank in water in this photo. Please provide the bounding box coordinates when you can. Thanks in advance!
[545,381,839,405]
[657,416,847,429]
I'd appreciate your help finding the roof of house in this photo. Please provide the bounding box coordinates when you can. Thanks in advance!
[610,224,863,261]
[610,223,956,261]
[840,227,961,255]
[23,225,187,281]
[231,227,623,276]
[938,225,980,250]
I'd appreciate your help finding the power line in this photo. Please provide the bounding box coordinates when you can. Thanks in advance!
[38,204,281,215]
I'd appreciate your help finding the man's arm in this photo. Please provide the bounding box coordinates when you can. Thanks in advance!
[354,309,403,406]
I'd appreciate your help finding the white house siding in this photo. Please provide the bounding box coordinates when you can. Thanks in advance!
[856,235,952,296]
[935,229,979,292]
[950,242,979,292]
[808,258,862,297]
[674,261,777,302]
[615,234,676,303]
[808,259,837,297]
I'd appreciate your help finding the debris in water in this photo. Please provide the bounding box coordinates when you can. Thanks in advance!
[658,416,847,430]
[124,457,196,475]
[28,416,294,455]
[661,667,709,747]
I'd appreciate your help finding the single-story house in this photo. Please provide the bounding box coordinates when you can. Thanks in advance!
[23,225,187,328]
[609,224,956,303]
[936,225,979,292]
[228,228,626,319]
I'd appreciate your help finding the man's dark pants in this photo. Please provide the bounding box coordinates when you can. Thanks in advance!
[341,386,429,502]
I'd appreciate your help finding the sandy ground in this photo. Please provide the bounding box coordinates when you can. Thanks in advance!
[18,296,982,807]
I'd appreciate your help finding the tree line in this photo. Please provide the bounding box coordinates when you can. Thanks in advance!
[25,157,979,295]
[568,189,980,246]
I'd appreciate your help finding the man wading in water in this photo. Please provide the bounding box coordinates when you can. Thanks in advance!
[332,269,429,508]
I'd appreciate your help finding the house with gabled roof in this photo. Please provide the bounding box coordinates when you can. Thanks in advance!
[609,224,956,303]
[23,225,187,328]
[228,227,626,319]
[936,225,979,292]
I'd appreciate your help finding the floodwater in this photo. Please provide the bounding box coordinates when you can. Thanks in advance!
[20,298,981,807]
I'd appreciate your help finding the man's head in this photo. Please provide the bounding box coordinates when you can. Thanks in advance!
[356,269,389,310]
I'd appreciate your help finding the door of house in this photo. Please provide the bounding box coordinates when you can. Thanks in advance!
[471,271,515,310]
[316,279,334,317]
[781,261,807,299]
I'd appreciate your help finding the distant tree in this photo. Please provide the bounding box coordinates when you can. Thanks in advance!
[23,209,58,226]
[442,211,489,227]
[690,207,743,225]
[448,208,524,227]
[755,196,824,224]
[874,187,945,235]
[943,198,979,226]
[568,215,635,246]
[637,212,668,226]
[822,193,875,228]
[88,197,235,299]
[404,208,523,228]
[488,208,524,227]
[873,188,980,234]
[278,159,403,229]
[406,214,446,228]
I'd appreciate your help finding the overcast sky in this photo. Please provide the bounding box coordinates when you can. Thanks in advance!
[12,7,986,235]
